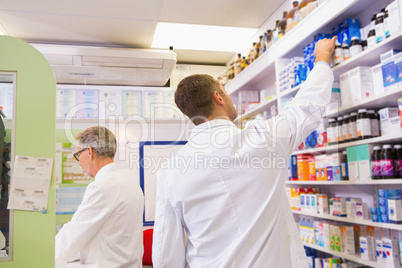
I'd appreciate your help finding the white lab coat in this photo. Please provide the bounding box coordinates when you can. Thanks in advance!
[55,163,144,268]
[152,63,333,268]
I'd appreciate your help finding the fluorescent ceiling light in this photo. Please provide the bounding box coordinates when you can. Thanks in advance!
[152,22,258,52]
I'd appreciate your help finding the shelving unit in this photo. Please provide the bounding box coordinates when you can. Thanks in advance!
[293,131,402,155]
[294,210,402,231]
[222,0,402,266]
[302,242,381,268]
[233,97,277,124]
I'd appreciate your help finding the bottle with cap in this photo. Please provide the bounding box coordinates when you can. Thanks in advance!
[375,12,385,43]
[371,146,382,179]
[266,30,273,49]
[348,112,358,141]
[341,151,349,180]
[394,144,402,178]
[349,36,362,57]
[234,53,242,76]
[368,110,380,137]
[342,114,350,142]
[278,11,288,37]
[342,41,350,61]
[273,20,280,43]
[336,116,344,143]
[381,144,396,179]
[255,36,263,59]
[361,40,367,51]
[240,57,247,71]
[356,109,372,140]
[333,40,344,66]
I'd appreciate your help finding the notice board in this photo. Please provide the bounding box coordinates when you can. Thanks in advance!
[139,141,187,226]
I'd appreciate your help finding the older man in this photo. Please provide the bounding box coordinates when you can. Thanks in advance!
[55,126,144,267]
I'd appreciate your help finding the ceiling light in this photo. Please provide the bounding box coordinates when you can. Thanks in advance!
[152,22,258,52]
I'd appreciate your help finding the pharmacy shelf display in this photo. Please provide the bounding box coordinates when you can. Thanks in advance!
[302,242,381,268]
[294,210,402,231]
[225,0,402,267]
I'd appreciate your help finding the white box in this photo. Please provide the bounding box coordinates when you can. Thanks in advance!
[323,222,330,250]
[388,198,402,224]
[341,226,355,254]
[300,194,306,212]
[376,239,383,265]
[379,107,400,136]
[318,194,329,214]
[387,1,401,36]
[382,238,401,268]
[340,66,374,107]
[356,202,369,220]
[372,64,385,96]
[360,236,376,261]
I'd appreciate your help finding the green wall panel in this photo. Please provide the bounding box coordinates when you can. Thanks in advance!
[0,36,56,268]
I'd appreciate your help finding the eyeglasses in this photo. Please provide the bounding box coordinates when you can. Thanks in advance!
[73,147,87,161]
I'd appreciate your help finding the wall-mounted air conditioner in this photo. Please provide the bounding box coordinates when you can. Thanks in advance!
[31,44,177,86]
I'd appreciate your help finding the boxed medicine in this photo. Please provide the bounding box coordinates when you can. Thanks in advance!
[382,238,401,268]
[341,226,355,254]
[376,239,383,265]
[360,236,376,261]
[318,194,329,214]
[379,107,400,136]
[332,153,342,181]
[381,49,402,89]
[371,64,385,96]
[340,66,374,107]
[388,198,402,224]
[399,98,402,132]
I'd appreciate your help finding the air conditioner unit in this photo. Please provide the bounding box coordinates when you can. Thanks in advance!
[31,44,177,86]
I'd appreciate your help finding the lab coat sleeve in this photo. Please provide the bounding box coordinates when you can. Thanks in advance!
[152,169,186,267]
[256,62,334,157]
[55,183,112,262]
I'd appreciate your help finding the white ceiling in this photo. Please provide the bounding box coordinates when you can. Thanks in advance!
[0,0,285,65]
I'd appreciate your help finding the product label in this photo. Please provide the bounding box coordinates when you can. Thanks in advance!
[343,48,350,60]
[348,121,358,139]
[336,126,342,142]
[327,126,335,143]
[367,36,376,48]
[397,159,402,176]
[375,24,385,43]
[342,124,348,140]
[341,162,349,178]
[381,159,395,176]
[370,119,380,136]
[357,118,371,137]
[350,45,363,57]
[334,47,344,65]
[372,160,382,177]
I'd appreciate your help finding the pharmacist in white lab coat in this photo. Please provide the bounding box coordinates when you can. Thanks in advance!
[55,126,144,268]
[152,37,337,267]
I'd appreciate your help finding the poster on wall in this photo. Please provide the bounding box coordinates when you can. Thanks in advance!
[139,141,187,226]
[7,155,53,212]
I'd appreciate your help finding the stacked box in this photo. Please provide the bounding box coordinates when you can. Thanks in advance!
[379,107,400,136]
[360,236,376,261]
[340,66,374,107]
[380,49,402,89]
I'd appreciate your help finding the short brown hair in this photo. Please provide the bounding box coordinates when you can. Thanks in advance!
[76,126,117,159]
[175,74,224,125]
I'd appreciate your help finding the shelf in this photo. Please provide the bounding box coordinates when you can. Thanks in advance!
[332,31,402,77]
[226,0,359,96]
[278,84,302,98]
[293,210,402,232]
[302,242,381,268]
[233,97,277,124]
[325,86,402,118]
[293,131,402,155]
[286,179,402,185]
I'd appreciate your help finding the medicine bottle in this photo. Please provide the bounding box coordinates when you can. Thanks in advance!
[368,110,380,137]
[327,118,337,145]
[241,57,246,71]
[394,145,402,178]
[349,36,362,57]
[375,12,385,43]
[336,116,344,143]
[273,20,280,43]
[342,114,350,142]
[356,109,371,140]
[367,26,376,49]
[371,146,382,179]
[348,112,358,141]
[234,53,242,76]
[287,1,300,31]
[361,40,367,51]
[342,42,350,61]
[266,30,273,50]
[333,40,344,66]
[381,144,396,179]
[341,151,349,180]
[278,11,288,36]
[255,37,263,59]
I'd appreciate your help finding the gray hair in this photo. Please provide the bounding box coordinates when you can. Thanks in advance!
[76,126,117,159]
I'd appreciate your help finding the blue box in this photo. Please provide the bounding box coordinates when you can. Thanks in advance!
[333,166,342,181]
[371,207,378,215]
[394,52,402,83]
[314,33,332,42]
[305,130,317,149]
[340,18,360,29]
[294,64,307,86]
[379,206,388,215]
[379,213,389,223]
[378,189,402,199]
[289,155,298,180]
[379,197,387,207]
[381,49,402,88]
[372,214,379,222]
